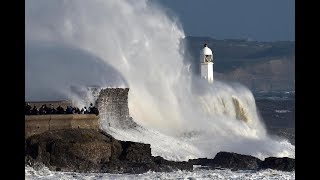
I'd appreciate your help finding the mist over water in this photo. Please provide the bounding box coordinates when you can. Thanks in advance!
[26,0,294,161]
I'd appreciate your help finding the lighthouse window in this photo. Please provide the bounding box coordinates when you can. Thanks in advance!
[204,55,211,62]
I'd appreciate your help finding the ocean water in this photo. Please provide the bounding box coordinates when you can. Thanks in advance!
[25,166,295,180]
[255,92,295,145]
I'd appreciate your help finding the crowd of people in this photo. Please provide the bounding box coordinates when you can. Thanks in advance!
[25,103,99,116]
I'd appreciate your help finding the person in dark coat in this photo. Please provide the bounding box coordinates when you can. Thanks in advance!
[84,107,88,114]
[72,107,76,114]
[88,103,99,116]
[88,103,94,113]
[75,107,80,114]
[31,105,38,115]
[56,105,65,114]
[38,105,46,115]
[51,104,56,114]
[66,106,73,114]
[25,103,32,115]
[92,107,99,116]
[43,104,50,114]
[46,104,56,114]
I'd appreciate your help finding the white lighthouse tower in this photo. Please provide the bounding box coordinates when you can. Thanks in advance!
[200,44,214,83]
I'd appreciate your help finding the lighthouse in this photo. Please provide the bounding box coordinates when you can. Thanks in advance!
[200,44,214,83]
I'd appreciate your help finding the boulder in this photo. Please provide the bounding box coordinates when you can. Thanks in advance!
[119,141,152,163]
[25,129,113,172]
[260,157,295,171]
[188,158,215,166]
[153,156,193,172]
[211,152,262,170]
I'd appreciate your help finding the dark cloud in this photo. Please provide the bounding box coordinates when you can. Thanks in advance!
[152,0,294,41]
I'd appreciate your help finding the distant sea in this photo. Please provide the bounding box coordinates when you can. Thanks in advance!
[254,91,295,145]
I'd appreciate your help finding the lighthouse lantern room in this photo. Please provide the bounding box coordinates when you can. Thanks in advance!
[200,43,214,83]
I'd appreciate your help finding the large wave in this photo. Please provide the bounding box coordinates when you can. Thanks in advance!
[26,0,294,161]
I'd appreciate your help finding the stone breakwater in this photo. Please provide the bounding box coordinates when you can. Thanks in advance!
[25,88,137,138]
[25,129,295,173]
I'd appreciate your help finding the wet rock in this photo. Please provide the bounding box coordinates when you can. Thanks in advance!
[152,156,193,172]
[211,151,262,170]
[119,141,152,163]
[25,129,192,173]
[25,129,113,172]
[25,129,294,173]
[189,152,262,171]
[188,158,215,166]
[189,152,295,172]
[260,157,295,171]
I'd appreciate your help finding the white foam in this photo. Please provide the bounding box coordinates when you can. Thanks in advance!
[275,110,291,113]
[25,165,295,180]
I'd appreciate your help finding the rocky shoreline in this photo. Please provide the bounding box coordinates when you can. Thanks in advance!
[25,129,294,174]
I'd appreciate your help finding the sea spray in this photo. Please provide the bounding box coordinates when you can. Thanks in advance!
[26,0,294,161]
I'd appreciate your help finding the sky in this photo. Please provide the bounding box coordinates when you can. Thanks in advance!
[152,0,295,41]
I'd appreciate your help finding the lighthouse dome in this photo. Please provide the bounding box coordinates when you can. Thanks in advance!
[203,46,212,55]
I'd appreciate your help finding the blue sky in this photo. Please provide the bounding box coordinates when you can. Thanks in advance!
[153,0,295,41]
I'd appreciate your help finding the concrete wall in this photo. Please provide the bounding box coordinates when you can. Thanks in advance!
[25,88,133,137]
[25,114,99,138]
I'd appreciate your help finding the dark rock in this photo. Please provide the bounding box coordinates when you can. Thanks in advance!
[101,155,192,174]
[25,155,46,171]
[188,158,215,166]
[25,129,193,173]
[189,152,295,172]
[119,141,152,163]
[25,129,114,172]
[211,152,262,170]
[25,129,294,173]
[102,160,154,174]
[100,131,123,160]
[152,156,193,172]
[260,157,295,171]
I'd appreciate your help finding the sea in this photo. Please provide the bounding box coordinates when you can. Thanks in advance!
[255,91,295,146]
[25,167,294,180]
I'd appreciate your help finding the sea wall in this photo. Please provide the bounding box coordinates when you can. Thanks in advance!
[25,114,99,138]
[25,88,132,137]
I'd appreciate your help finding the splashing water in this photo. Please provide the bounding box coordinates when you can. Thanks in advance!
[25,165,295,180]
[26,0,294,161]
